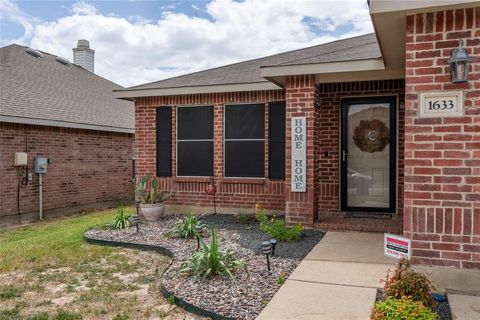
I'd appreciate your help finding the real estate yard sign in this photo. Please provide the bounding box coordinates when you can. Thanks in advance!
[384,233,412,260]
[291,117,306,192]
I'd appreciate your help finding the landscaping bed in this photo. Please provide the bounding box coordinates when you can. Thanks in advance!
[85,214,324,319]
[375,290,451,320]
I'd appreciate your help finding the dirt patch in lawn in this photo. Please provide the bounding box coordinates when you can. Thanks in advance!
[0,248,201,320]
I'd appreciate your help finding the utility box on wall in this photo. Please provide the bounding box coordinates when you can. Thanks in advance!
[14,152,28,166]
[34,157,49,174]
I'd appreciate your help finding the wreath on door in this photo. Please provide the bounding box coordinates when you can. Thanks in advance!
[353,119,390,153]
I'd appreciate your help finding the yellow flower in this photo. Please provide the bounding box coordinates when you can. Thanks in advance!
[255,203,260,210]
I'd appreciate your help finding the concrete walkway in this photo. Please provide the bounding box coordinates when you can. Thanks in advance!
[257,231,480,320]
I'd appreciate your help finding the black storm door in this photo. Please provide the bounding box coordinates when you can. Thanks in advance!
[340,96,397,213]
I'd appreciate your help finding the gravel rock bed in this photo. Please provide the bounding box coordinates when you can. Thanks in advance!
[85,214,324,320]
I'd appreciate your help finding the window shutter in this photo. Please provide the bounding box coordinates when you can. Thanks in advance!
[268,101,286,179]
[156,107,172,177]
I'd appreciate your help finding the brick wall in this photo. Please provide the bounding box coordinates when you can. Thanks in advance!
[315,80,406,216]
[135,90,286,212]
[284,75,318,226]
[0,122,134,226]
[404,8,480,268]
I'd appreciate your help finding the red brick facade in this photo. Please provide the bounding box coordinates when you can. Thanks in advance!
[404,8,480,268]
[315,80,406,215]
[135,78,406,230]
[135,91,287,212]
[284,75,318,226]
[0,122,134,226]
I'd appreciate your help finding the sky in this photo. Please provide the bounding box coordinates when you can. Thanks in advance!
[0,0,374,87]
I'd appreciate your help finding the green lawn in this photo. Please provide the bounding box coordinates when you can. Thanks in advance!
[0,208,197,320]
[0,208,120,272]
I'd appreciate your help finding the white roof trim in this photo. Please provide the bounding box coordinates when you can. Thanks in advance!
[369,0,479,14]
[114,81,282,99]
[260,58,386,78]
[0,115,134,134]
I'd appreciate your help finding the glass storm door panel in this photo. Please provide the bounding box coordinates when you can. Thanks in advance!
[341,97,396,213]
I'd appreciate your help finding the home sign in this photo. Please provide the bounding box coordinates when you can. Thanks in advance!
[291,117,306,192]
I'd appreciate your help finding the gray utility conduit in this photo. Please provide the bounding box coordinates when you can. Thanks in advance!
[38,173,43,220]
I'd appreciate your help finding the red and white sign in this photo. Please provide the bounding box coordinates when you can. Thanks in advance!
[384,233,411,260]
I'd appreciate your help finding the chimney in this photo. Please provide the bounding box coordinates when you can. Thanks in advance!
[73,39,94,73]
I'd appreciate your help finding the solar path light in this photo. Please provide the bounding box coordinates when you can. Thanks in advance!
[262,241,272,271]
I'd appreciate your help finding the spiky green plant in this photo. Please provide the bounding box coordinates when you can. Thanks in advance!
[179,228,246,279]
[135,175,171,204]
[166,213,206,239]
[105,206,131,230]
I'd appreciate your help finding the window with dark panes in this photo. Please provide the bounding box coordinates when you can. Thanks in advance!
[177,106,213,176]
[224,104,265,178]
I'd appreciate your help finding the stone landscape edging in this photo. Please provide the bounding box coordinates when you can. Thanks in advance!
[83,234,233,320]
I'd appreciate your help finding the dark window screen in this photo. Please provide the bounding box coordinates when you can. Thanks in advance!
[156,107,172,177]
[177,141,213,176]
[177,106,213,140]
[225,141,264,177]
[268,101,286,179]
[224,104,265,178]
[177,106,213,176]
[225,104,264,139]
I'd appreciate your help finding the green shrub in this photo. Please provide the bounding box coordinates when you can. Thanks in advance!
[0,285,22,300]
[105,206,131,230]
[382,259,434,307]
[179,228,246,279]
[255,204,303,241]
[166,213,206,239]
[370,297,437,320]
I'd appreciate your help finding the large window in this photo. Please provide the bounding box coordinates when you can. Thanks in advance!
[224,104,265,178]
[176,106,213,176]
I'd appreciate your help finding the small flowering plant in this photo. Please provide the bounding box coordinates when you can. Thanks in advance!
[205,178,217,214]
[254,204,303,241]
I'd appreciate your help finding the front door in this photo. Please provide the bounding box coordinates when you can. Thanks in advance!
[340,96,396,213]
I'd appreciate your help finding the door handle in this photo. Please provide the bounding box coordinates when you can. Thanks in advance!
[342,150,349,162]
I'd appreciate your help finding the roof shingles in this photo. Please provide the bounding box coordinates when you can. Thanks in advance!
[124,33,380,91]
[0,44,134,131]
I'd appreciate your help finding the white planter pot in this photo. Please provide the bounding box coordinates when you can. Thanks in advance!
[140,203,165,221]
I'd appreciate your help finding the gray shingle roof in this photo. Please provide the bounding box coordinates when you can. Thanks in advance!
[126,33,380,91]
[0,44,134,132]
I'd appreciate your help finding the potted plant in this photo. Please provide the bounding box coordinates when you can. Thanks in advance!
[135,176,172,221]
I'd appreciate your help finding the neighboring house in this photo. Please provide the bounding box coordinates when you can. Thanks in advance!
[117,1,479,269]
[0,41,134,227]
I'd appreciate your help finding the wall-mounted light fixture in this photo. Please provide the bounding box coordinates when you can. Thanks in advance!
[449,39,471,83]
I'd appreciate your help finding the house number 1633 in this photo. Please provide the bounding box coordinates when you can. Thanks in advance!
[428,100,454,110]
[419,91,463,118]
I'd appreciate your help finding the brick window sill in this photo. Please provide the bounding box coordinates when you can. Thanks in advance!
[221,178,265,184]
[173,177,212,183]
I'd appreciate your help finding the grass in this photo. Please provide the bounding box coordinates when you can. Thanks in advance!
[0,209,120,272]
[0,208,193,319]
[0,285,22,300]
